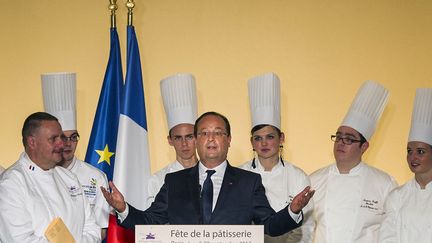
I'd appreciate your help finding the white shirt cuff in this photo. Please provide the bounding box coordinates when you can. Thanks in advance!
[117,204,129,223]
[288,204,303,223]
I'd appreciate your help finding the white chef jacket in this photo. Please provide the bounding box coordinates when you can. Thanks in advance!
[310,162,397,243]
[67,157,110,228]
[146,160,185,207]
[379,178,432,243]
[0,152,101,243]
[240,159,314,243]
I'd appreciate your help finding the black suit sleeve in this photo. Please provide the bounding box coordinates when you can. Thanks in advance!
[265,205,302,236]
[119,183,170,229]
[250,172,302,236]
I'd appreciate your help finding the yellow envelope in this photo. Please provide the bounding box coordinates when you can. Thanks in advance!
[44,217,76,243]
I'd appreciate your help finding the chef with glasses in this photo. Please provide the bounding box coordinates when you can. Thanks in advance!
[310,81,397,243]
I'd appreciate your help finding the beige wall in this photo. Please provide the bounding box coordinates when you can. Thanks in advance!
[1,0,431,184]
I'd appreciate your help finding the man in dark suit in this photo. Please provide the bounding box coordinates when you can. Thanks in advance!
[102,111,314,237]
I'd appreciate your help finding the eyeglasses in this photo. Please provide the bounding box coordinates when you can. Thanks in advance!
[62,133,80,142]
[331,135,361,145]
[197,131,228,138]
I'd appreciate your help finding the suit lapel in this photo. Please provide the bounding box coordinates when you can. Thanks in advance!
[186,164,202,223]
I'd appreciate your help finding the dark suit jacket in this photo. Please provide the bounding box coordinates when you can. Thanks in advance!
[120,162,301,236]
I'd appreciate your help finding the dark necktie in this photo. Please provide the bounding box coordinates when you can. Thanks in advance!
[202,170,216,224]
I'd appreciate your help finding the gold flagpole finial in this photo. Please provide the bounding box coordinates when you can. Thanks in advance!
[126,0,135,26]
[108,0,118,28]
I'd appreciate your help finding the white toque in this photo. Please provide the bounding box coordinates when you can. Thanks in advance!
[408,88,432,146]
[248,72,281,129]
[341,80,389,141]
[160,73,197,130]
[41,72,77,131]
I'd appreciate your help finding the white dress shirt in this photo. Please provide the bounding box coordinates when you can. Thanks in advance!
[198,160,227,211]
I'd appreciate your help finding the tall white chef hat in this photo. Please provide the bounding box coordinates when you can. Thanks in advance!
[341,80,389,141]
[160,73,197,131]
[248,72,281,129]
[408,88,432,146]
[41,72,77,131]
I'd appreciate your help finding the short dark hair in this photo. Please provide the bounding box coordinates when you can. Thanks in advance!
[194,111,231,137]
[22,112,58,147]
[168,128,174,137]
[251,124,282,136]
[358,132,367,146]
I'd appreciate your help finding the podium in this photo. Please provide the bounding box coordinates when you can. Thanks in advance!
[136,225,264,243]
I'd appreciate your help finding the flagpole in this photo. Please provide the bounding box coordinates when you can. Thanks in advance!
[108,0,118,28]
[126,0,134,26]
